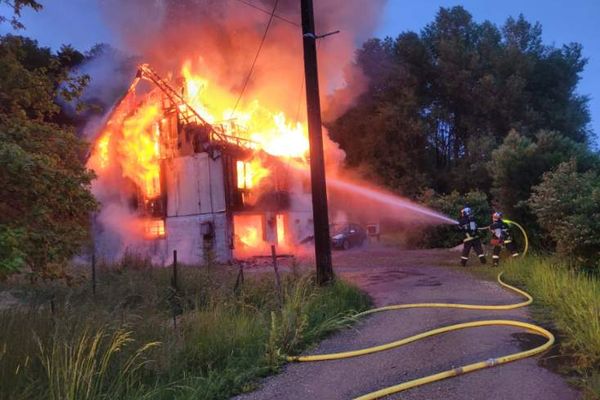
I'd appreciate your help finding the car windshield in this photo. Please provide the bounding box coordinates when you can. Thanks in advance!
[331,224,357,236]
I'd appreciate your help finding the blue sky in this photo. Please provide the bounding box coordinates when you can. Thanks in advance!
[1,0,598,139]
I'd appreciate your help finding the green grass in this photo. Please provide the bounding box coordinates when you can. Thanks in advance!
[0,262,370,400]
[466,255,600,399]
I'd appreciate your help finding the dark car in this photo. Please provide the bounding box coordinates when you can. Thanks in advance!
[331,223,367,250]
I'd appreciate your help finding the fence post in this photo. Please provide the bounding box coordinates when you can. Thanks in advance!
[91,252,97,296]
[172,250,178,292]
[234,262,244,294]
[171,250,180,331]
[271,245,283,306]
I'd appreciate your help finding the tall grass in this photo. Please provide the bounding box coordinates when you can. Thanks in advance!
[485,256,600,398]
[501,257,600,370]
[39,329,159,400]
[0,262,370,400]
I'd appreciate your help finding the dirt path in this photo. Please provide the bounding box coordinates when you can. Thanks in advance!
[235,247,579,400]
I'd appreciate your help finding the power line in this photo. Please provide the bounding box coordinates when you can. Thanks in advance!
[231,0,280,116]
[231,0,299,27]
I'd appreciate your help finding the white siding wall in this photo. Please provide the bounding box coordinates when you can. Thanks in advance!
[165,213,231,264]
[163,153,231,264]
[165,153,226,217]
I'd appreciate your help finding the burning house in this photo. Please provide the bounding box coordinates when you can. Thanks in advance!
[88,64,315,265]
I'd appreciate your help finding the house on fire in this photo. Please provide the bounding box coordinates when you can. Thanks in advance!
[90,64,315,265]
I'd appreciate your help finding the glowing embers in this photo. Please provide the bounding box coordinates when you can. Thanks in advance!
[146,219,166,238]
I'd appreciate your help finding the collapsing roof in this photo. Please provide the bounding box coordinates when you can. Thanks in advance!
[87,64,315,265]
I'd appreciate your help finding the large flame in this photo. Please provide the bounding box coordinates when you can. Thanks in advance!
[89,60,312,246]
[182,61,309,159]
[118,101,162,199]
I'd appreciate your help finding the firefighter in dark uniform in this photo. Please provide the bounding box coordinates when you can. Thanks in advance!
[458,207,486,266]
[489,211,519,266]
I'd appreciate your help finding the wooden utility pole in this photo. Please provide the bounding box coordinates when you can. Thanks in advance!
[301,0,334,285]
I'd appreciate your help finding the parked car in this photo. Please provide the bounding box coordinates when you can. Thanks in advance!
[331,223,367,250]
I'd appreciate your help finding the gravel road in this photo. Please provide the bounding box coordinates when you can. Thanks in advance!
[234,247,579,400]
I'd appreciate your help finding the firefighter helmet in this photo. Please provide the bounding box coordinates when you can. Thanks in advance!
[461,207,472,217]
[493,211,503,221]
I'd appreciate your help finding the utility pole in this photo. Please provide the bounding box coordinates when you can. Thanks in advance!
[301,0,334,285]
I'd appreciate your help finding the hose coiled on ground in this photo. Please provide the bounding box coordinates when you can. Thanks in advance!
[287,273,553,399]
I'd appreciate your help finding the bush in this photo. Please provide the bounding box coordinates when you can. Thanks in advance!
[529,161,600,270]
[488,130,598,246]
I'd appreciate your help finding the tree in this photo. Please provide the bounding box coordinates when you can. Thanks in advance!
[328,36,432,196]
[0,35,96,278]
[0,0,42,29]
[529,161,600,269]
[0,35,88,121]
[328,7,592,197]
[488,130,597,235]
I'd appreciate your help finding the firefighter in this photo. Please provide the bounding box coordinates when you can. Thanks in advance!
[458,207,486,266]
[489,211,519,266]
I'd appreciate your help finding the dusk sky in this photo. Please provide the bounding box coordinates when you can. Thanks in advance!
[1,0,598,140]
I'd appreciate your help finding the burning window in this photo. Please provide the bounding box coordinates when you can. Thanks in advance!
[146,219,166,238]
[236,160,253,189]
[276,214,285,245]
[233,214,264,247]
[236,159,269,191]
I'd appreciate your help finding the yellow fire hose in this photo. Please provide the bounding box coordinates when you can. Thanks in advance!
[504,219,529,257]
[287,223,553,399]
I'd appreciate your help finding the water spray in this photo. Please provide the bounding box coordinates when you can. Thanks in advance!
[287,159,457,225]
[326,177,458,225]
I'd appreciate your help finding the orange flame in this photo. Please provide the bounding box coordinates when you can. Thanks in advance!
[236,159,270,190]
[182,61,309,159]
[234,214,264,252]
[118,101,162,198]
[276,214,285,245]
[97,132,111,169]
[146,219,165,238]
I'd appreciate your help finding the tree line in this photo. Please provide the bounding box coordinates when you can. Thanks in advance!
[328,6,600,269]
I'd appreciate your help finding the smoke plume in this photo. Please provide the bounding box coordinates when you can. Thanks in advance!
[97,0,387,117]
